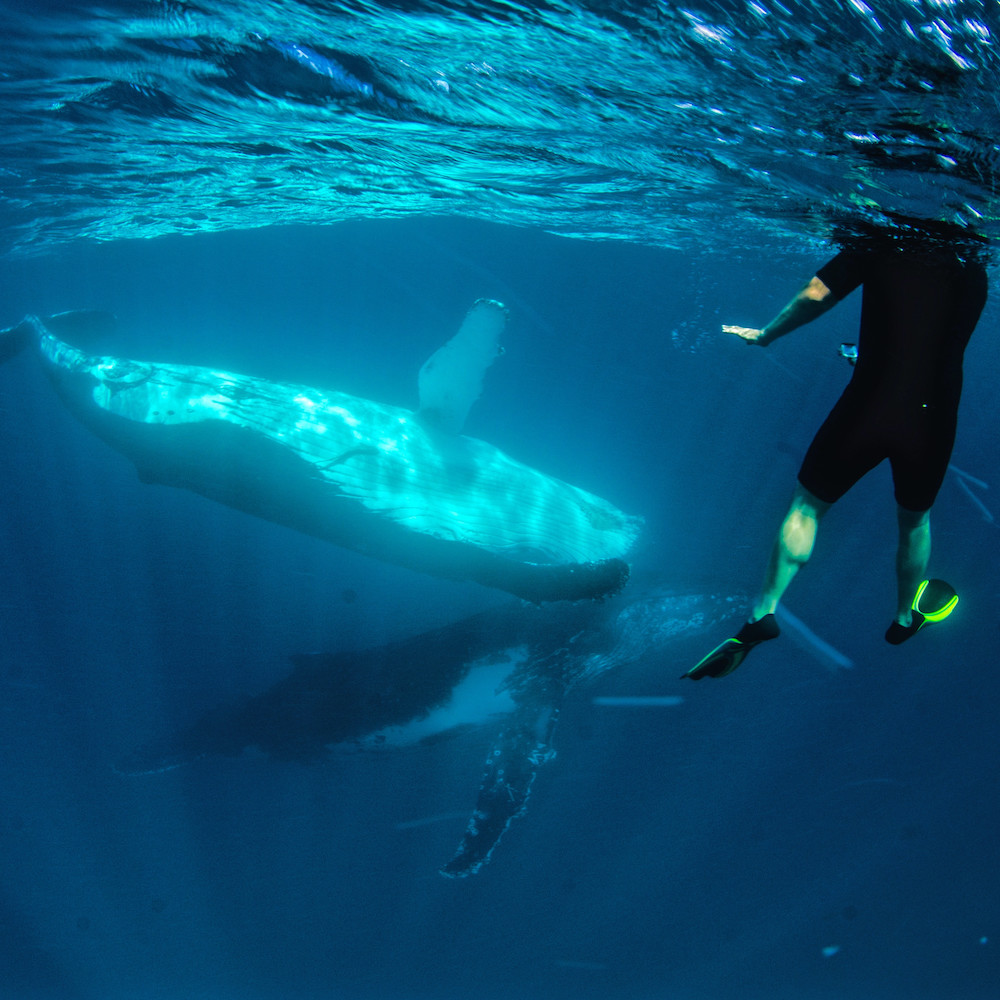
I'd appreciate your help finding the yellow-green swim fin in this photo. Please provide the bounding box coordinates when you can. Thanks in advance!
[885,579,958,645]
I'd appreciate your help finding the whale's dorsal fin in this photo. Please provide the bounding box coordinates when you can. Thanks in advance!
[417,299,506,434]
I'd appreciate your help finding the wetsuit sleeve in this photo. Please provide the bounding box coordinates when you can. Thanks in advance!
[815,252,865,300]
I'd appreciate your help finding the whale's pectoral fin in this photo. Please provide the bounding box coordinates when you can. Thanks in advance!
[439,695,561,878]
[417,299,506,434]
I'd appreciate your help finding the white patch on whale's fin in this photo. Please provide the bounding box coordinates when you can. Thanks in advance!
[418,299,506,434]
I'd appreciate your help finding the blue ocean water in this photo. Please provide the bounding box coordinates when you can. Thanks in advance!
[1,3,999,999]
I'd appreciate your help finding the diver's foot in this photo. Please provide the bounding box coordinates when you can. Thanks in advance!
[885,578,958,645]
[682,614,780,680]
[885,614,925,645]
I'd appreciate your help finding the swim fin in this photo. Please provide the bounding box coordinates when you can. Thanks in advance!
[884,578,958,645]
[682,614,780,680]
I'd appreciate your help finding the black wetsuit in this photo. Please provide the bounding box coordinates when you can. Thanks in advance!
[797,248,988,512]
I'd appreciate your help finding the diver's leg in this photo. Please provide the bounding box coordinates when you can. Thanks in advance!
[683,484,829,680]
[751,484,832,621]
[894,506,931,627]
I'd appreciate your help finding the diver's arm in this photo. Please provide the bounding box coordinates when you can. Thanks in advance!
[724,276,838,347]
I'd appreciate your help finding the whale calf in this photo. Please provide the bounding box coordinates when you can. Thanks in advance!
[0,305,640,601]
[116,587,744,877]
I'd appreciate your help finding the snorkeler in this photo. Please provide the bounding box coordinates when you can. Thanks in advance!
[684,224,989,680]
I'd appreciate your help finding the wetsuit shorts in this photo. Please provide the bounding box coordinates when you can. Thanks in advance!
[799,379,959,512]
[797,249,987,512]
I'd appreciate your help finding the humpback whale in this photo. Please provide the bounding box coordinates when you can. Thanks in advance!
[116,587,744,877]
[0,306,640,601]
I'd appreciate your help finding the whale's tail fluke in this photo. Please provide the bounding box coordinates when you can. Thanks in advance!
[40,310,118,344]
[1,311,117,365]
[0,318,33,364]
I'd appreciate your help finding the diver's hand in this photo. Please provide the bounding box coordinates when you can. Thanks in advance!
[722,324,767,344]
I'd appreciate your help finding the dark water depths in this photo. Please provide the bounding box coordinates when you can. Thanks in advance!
[1,3,999,999]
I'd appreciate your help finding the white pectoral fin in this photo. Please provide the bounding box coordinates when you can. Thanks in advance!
[417,299,506,433]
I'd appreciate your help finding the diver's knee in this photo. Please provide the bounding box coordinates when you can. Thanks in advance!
[791,483,833,521]
[897,505,931,532]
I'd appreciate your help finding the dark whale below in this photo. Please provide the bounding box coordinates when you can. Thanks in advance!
[117,586,744,877]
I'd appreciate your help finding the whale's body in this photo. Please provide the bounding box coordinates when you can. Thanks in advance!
[118,587,744,877]
[4,306,640,601]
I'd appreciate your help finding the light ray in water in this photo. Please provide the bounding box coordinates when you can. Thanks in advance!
[778,606,854,671]
[394,811,469,831]
[841,778,904,789]
[955,477,995,523]
[948,464,989,491]
[949,465,994,523]
[591,696,685,707]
